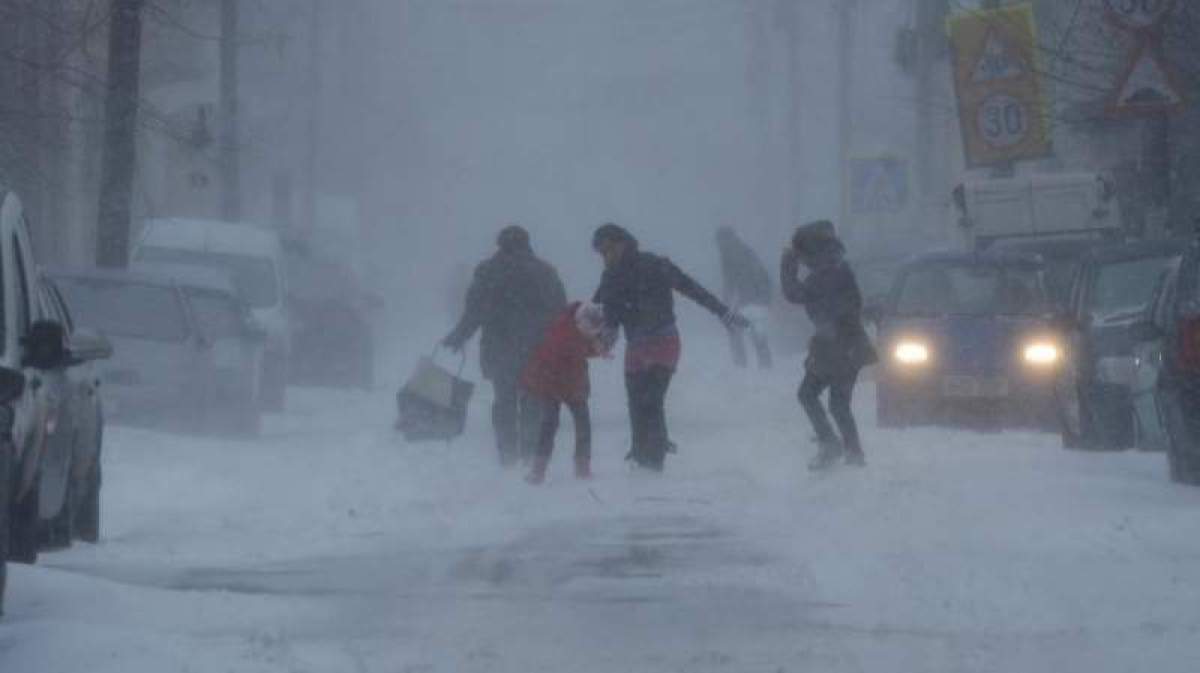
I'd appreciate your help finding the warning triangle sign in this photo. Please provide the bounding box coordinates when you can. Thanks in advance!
[1109,43,1184,116]
[971,31,1025,83]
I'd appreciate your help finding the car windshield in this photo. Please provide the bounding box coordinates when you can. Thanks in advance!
[54,278,189,342]
[895,263,1044,316]
[184,289,244,340]
[1089,255,1180,324]
[136,247,278,308]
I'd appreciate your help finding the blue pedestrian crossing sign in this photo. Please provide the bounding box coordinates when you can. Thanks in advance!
[849,157,909,214]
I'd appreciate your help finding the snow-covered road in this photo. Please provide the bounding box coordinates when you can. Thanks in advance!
[4,343,1200,673]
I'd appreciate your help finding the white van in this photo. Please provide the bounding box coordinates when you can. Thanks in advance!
[132,218,290,410]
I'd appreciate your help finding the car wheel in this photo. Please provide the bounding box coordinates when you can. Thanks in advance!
[8,475,39,565]
[0,440,10,615]
[74,462,100,544]
[41,477,73,551]
[1163,398,1200,485]
[876,382,905,428]
[260,353,287,412]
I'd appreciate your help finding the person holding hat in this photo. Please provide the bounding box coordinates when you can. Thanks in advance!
[781,220,877,470]
[715,225,774,369]
[591,223,749,472]
[444,224,567,466]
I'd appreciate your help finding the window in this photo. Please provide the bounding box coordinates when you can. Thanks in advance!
[184,290,244,340]
[895,263,1044,316]
[54,278,190,343]
[1088,255,1180,326]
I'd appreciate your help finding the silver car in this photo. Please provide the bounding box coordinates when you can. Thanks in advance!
[48,268,262,436]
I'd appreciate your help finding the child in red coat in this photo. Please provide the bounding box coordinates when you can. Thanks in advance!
[522,302,613,484]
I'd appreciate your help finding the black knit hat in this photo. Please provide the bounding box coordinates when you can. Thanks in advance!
[791,219,837,251]
[497,224,531,252]
[592,222,637,251]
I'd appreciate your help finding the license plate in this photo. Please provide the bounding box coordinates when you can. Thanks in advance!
[942,375,1009,398]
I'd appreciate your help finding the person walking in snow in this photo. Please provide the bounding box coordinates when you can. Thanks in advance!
[780,220,877,470]
[591,223,749,472]
[715,225,774,369]
[521,302,615,484]
[443,224,567,467]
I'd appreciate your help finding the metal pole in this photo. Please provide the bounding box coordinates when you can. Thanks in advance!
[219,0,241,221]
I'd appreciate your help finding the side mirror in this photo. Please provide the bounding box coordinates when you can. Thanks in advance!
[67,329,114,365]
[0,367,26,404]
[243,316,269,342]
[21,320,69,370]
[1129,320,1163,343]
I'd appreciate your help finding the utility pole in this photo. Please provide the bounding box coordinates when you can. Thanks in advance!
[219,0,241,221]
[96,0,145,268]
[837,0,857,243]
[304,0,323,241]
[913,0,949,237]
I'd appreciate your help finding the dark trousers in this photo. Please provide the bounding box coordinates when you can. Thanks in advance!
[493,377,541,466]
[625,366,674,471]
[535,398,591,462]
[798,370,862,454]
[729,327,773,369]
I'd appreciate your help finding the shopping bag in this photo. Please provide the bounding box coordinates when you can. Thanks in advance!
[395,352,474,441]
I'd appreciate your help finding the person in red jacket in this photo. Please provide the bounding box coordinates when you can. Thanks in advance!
[522,302,614,484]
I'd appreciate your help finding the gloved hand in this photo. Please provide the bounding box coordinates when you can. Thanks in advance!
[441,334,464,352]
[722,310,751,330]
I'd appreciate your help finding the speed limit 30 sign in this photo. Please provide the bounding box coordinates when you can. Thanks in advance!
[949,5,1049,166]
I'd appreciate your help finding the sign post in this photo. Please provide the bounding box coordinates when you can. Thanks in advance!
[948,4,1049,168]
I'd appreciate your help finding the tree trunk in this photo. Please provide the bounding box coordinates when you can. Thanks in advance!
[219,0,241,222]
[95,0,145,269]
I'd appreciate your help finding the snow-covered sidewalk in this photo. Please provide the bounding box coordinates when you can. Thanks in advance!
[4,345,1200,672]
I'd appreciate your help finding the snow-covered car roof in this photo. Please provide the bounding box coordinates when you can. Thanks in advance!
[137,218,282,257]
[130,262,239,297]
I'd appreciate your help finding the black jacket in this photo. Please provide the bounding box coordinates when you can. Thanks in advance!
[781,243,877,377]
[594,250,730,340]
[446,250,567,381]
[717,235,772,307]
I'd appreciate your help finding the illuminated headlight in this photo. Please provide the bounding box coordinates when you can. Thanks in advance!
[893,341,930,365]
[1023,342,1060,366]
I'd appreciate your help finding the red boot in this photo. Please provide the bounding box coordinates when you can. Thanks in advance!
[525,455,549,485]
[574,454,592,480]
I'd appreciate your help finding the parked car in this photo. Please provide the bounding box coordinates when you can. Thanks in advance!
[48,268,259,436]
[35,276,112,548]
[132,218,289,410]
[138,263,266,434]
[874,251,1060,430]
[2,188,101,615]
[285,245,376,389]
[987,235,1115,311]
[1130,237,1200,484]
[1053,240,1185,450]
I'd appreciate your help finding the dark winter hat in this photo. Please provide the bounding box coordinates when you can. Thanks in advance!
[592,222,637,251]
[497,224,531,252]
[791,219,837,251]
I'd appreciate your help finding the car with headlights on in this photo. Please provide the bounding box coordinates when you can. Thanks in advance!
[1053,240,1185,450]
[1129,237,1200,484]
[875,251,1060,430]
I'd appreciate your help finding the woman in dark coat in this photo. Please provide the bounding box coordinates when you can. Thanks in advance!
[780,220,877,470]
[592,223,747,472]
